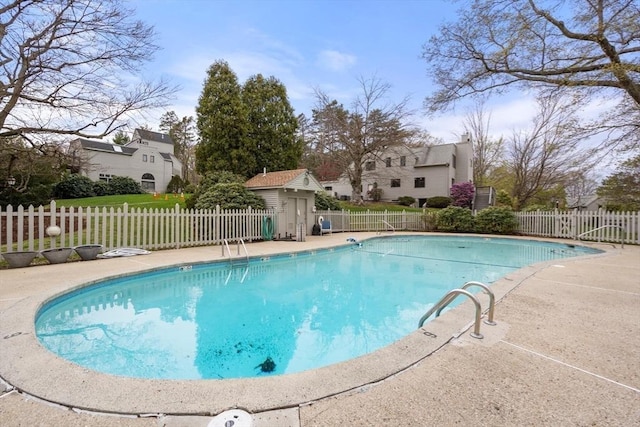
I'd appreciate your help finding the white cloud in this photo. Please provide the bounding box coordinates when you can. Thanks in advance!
[316,50,357,72]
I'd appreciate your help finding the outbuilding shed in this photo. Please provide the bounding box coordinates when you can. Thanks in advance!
[245,169,324,239]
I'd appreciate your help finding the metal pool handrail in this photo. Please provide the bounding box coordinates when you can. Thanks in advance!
[459,281,496,326]
[418,289,484,339]
[577,225,626,248]
[377,220,395,234]
[221,239,250,263]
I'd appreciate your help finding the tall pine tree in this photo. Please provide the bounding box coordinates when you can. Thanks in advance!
[195,62,301,178]
[242,74,301,176]
[195,61,253,177]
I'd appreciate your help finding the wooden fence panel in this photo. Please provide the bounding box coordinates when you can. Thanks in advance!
[2,205,638,254]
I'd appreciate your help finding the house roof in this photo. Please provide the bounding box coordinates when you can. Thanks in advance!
[134,129,174,145]
[159,152,174,162]
[73,138,136,155]
[415,144,455,167]
[567,194,602,208]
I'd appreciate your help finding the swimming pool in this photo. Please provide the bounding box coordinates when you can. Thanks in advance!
[35,235,600,380]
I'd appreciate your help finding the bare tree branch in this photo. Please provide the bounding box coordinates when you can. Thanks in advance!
[0,0,177,141]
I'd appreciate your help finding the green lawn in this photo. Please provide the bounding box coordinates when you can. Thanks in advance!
[54,193,189,210]
[337,201,426,213]
[53,195,424,212]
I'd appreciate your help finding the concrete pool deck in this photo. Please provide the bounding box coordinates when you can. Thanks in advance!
[0,233,638,426]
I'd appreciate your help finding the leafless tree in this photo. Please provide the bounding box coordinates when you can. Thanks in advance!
[564,170,601,207]
[0,0,175,145]
[423,0,640,151]
[160,111,198,183]
[506,92,590,209]
[463,101,504,186]
[310,76,415,203]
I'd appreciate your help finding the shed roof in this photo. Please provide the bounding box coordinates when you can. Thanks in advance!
[245,169,323,191]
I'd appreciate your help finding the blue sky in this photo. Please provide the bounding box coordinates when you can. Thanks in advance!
[131,0,539,142]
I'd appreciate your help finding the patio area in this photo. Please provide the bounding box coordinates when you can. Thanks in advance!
[1,233,638,426]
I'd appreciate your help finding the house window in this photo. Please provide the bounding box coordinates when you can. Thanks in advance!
[99,173,112,183]
[365,161,376,171]
[143,154,148,162]
[141,173,155,191]
[385,157,391,167]
[390,179,401,188]
[400,156,406,166]
[414,177,425,188]
[150,155,155,163]
[452,154,457,168]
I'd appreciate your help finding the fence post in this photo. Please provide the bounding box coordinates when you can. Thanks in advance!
[215,205,221,244]
[49,200,57,249]
[174,203,180,249]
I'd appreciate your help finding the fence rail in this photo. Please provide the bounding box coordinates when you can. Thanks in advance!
[1,201,277,253]
[1,204,638,254]
[515,209,639,245]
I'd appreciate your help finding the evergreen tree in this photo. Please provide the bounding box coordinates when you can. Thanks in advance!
[195,61,253,177]
[597,155,640,211]
[112,130,130,146]
[242,74,301,176]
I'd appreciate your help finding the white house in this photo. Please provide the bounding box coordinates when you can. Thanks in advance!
[324,134,474,207]
[245,169,324,239]
[70,129,182,193]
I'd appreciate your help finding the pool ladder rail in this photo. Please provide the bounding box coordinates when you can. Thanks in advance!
[377,220,395,235]
[222,239,249,265]
[418,281,496,339]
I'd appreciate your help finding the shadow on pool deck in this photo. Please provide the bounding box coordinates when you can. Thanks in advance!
[1,233,638,426]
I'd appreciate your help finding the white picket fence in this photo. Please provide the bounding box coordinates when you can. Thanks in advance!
[515,209,639,245]
[317,209,639,245]
[314,209,432,234]
[1,201,277,252]
[1,203,638,253]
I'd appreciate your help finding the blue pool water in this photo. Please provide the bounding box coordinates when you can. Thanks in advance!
[36,235,600,379]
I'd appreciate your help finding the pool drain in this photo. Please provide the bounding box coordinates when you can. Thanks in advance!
[208,409,253,427]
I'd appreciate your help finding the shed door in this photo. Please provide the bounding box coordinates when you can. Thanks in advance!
[286,197,308,237]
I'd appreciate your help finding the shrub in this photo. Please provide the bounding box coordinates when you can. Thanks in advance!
[2,183,53,208]
[425,196,451,208]
[450,182,475,208]
[368,187,383,202]
[52,174,95,199]
[92,181,110,196]
[194,182,266,210]
[522,204,552,212]
[166,175,184,193]
[183,182,197,194]
[187,171,245,209]
[315,191,341,210]
[108,176,143,195]
[398,196,415,206]
[496,190,513,207]
[435,206,474,232]
[421,210,438,231]
[474,206,519,234]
